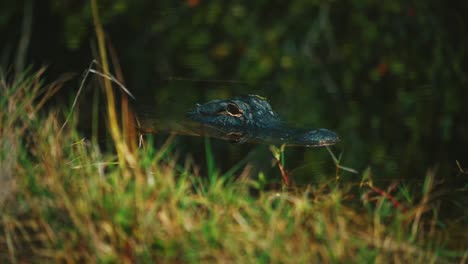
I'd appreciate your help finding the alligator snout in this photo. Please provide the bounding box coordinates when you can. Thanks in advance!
[294,128,340,147]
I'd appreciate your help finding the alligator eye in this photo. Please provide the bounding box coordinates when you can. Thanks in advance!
[225,103,243,117]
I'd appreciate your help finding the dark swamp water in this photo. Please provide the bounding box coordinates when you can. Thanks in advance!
[1,2,467,219]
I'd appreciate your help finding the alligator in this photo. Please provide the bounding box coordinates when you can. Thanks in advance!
[186,95,339,147]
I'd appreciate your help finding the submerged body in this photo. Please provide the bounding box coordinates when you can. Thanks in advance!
[186,95,339,147]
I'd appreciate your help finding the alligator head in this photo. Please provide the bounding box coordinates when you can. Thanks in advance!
[187,95,340,147]
[187,95,281,129]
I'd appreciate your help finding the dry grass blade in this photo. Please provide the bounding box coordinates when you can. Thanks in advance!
[59,60,135,135]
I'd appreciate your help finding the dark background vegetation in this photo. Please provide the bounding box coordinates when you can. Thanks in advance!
[1,1,467,190]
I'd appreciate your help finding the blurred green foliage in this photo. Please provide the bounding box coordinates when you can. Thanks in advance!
[1,0,467,183]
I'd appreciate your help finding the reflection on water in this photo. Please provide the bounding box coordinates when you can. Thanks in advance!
[134,83,340,147]
[130,78,466,200]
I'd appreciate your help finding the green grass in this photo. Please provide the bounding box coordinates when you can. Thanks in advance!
[0,70,466,263]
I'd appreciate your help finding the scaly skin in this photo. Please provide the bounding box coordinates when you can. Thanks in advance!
[187,95,340,147]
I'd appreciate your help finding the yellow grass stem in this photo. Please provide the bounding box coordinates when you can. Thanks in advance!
[90,0,126,170]
[90,0,140,175]
[107,41,138,155]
